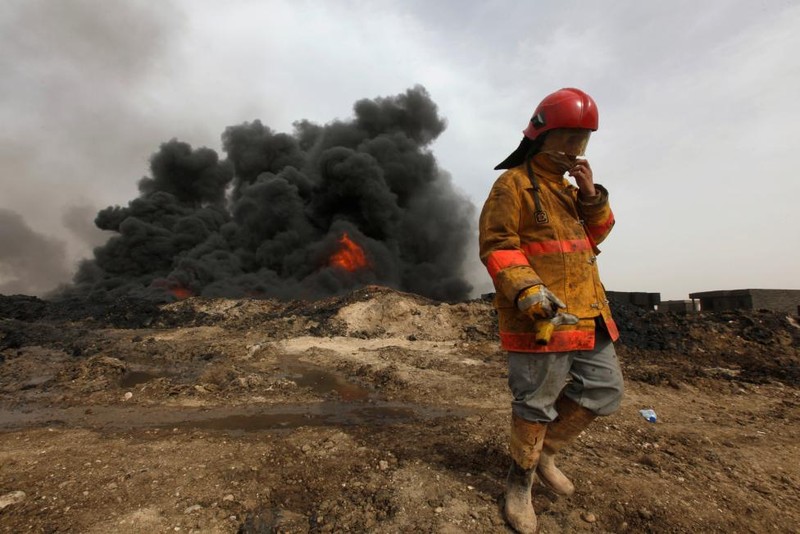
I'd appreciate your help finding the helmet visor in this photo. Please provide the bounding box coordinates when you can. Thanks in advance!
[540,128,591,157]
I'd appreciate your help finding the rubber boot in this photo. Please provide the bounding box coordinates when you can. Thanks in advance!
[537,396,596,496]
[505,414,546,534]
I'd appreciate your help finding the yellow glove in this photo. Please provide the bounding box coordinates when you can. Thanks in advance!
[516,285,566,320]
[534,312,580,345]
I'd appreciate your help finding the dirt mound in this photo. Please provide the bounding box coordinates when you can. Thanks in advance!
[0,293,180,328]
[1,286,799,532]
[157,286,497,342]
[612,301,800,350]
[611,301,800,386]
[331,289,493,342]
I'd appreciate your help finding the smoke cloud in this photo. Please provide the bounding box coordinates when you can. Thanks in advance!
[67,86,475,302]
[62,204,110,251]
[0,209,72,295]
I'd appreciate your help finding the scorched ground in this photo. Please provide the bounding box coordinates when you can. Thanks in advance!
[1,287,798,533]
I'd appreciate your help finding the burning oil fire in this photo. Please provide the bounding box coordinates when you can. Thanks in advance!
[151,279,194,300]
[67,87,474,302]
[170,286,193,300]
[330,233,369,273]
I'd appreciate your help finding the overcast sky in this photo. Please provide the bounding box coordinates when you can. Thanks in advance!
[1,0,798,299]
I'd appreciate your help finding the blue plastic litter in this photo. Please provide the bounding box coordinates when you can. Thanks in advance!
[639,409,657,423]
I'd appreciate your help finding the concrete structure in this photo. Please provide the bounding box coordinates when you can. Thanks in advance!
[658,300,700,314]
[688,289,800,314]
[606,291,661,310]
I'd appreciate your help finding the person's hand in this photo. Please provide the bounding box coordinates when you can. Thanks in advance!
[516,284,566,320]
[569,158,596,198]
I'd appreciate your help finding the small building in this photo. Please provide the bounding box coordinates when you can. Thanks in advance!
[606,291,661,310]
[688,289,800,314]
[658,300,699,314]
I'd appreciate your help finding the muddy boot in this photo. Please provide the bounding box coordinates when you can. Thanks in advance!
[537,396,596,496]
[504,414,546,534]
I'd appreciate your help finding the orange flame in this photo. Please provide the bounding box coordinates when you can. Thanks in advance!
[170,286,193,300]
[151,278,194,300]
[330,233,369,272]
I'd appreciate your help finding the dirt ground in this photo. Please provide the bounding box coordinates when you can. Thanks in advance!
[1,287,798,533]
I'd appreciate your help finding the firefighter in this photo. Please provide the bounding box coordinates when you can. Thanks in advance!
[479,88,624,533]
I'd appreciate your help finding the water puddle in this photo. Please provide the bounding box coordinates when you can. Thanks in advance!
[20,375,55,390]
[276,355,370,401]
[0,402,469,434]
[0,354,453,433]
[174,403,445,433]
[116,356,369,401]
[119,370,170,388]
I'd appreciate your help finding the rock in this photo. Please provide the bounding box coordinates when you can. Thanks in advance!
[581,511,597,523]
[434,507,443,514]
[223,494,235,502]
[0,491,26,509]
[379,460,389,470]
[123,392,133,401]
[184,504,202,514]
[639,508,653,520]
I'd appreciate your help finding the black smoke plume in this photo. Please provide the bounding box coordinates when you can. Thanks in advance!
[67,87,474,302]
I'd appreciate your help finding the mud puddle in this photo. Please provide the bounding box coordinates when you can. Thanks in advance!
[0,402,471,434]
[114,355,371,400]
[19,375,55,390]
[119,368,174,388]
[276,354,370,401]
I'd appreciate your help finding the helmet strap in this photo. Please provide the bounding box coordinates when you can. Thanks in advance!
[525,154,549,224]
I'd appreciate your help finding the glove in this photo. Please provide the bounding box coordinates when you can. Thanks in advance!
[516,284,566,320]
[534,312,580,345]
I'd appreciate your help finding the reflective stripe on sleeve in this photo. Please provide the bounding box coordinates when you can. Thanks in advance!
[587,212,615,240]
[486,249,530,280]
[521,239,592,256]
[500,330,596,353]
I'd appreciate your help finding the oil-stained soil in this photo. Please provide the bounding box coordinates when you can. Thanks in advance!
[1,286,798,533]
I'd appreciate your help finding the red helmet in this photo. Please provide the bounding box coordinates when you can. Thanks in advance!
[522,88,599,141]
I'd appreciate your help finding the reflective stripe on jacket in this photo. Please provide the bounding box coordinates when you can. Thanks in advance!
[478,156,619,353]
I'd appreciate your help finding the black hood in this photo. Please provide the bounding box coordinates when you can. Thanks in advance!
[494,135,548,170]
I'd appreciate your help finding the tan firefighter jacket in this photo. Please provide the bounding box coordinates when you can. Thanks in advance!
[479,154,619,353]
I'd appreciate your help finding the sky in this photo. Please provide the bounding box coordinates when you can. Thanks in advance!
[1,0,799,300]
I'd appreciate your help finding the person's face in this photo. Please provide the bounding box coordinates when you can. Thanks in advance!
[540,128,591,158]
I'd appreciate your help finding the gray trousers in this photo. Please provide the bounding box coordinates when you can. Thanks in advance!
[508,326,624,423]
